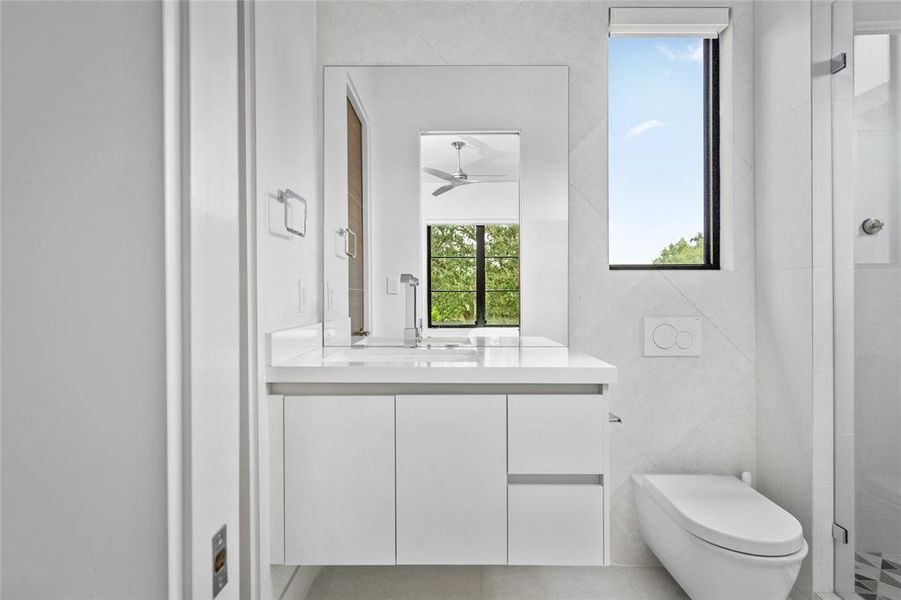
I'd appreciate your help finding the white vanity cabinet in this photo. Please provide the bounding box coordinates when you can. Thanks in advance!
[396,395,507,564]
[273,389,610,567]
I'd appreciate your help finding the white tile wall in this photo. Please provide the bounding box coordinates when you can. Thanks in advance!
[317,0,757,566]
[754,1,816,598]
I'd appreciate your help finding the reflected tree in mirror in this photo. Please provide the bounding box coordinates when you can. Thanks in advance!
[428,224,520,327]
[430,224,477,257]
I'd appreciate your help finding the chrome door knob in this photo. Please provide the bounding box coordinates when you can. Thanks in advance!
[862,218,885,235]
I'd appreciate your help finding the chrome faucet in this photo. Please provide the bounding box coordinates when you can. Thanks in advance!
[400,274,422,347]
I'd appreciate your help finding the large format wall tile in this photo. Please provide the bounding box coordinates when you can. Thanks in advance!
[754,2,816,597]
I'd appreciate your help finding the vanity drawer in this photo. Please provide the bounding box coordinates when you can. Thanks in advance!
[508,484,604,565]
[508,394,605,474]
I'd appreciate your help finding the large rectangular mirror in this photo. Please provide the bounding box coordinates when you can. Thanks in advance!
[323,66,568,347]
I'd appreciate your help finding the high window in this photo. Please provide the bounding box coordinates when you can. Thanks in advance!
[608,7,726,269]
[427,224,520,328]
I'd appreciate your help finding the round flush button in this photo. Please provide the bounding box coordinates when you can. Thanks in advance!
[652,324,677,349]
[676,330,694,350]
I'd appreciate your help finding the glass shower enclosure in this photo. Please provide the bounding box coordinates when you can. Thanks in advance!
[832,1,901,597]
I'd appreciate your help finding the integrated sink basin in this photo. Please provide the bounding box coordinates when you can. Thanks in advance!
[265,323,619,384]
[324,346,479,364]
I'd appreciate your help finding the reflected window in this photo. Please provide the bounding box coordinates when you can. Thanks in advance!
[427,224,520,327]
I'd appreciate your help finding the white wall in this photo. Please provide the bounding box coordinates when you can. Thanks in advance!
[317,0,757,566]
[1,1,168,597]
[421,182,520,223]
[250,1,322,598]
[754,2,818,598]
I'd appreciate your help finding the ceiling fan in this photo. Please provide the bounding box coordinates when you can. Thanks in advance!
[422,141,507,197]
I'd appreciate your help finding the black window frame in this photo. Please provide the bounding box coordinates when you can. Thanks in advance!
[426,224,521,329]
[609,37,721,271]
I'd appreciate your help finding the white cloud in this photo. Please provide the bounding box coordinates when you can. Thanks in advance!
[626,119,665,140]
[655,41,703,64]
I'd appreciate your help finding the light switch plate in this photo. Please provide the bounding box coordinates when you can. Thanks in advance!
[643,317,702,357]
[297,278,308,313]
[386,276,398,295]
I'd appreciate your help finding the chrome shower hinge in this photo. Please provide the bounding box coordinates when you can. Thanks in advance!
[832,522,849,544]
[831,53,847,74]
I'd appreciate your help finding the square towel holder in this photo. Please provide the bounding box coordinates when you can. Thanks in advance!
[278,188,307,238]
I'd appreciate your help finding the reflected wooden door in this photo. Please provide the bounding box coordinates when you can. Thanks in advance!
[347,99,365,336]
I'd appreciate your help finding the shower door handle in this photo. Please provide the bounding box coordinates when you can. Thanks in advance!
[861,218,885,235]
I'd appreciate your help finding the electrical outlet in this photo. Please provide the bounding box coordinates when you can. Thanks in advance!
[212,525,228,598]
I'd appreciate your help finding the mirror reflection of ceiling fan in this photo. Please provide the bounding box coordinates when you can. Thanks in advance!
[422,140,509,196]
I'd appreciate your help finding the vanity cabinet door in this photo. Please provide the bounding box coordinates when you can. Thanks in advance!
[284,395,395,565]
[396,395,507,564]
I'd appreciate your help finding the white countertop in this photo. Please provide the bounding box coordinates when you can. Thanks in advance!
[354,335,563,348]
[265,345,618,385]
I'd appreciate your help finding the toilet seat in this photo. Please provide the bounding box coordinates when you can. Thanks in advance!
[633,474,804,557]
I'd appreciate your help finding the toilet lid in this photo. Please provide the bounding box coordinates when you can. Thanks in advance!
[636,474,805,557]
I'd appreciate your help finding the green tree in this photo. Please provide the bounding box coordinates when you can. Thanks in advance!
[429,224,520,326]
[484,224,519,324]
[653,233,704,265]
[429,225,477,325]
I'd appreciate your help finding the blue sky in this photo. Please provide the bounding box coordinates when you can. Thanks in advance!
[608,37,705,264]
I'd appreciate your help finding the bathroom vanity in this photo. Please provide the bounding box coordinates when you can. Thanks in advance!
[267,64,617,569]
[267,337,617,567]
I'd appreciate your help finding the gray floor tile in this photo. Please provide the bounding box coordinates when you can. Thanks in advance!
[304,565,686,600]
[623,567,690,600]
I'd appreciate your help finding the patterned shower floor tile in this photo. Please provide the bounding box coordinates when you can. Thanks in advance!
[857,552,901,600]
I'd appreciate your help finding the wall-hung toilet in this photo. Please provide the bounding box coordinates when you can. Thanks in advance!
[633,474,808,600]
